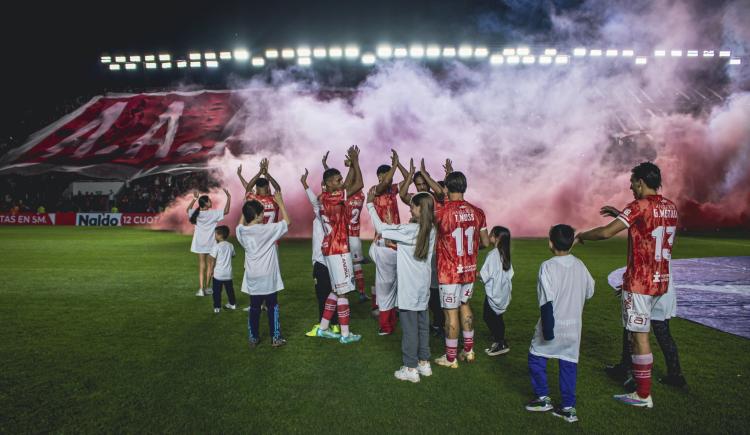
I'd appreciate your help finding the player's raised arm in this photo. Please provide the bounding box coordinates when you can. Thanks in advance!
[375,150,399,195]
[399,158,416,205]
[244,160,265,193]
[187,191,198,214]
[237,165,249,191]
[345,146,364,198]
[222,188,231,215]
[576,219,627,244]
[274,190,291,227]
[479,228,491,248]
[419,158,446,197]
[343,151,355,189]
[321,151,330,170]
[300,168,310,190]
[263,160,282,193]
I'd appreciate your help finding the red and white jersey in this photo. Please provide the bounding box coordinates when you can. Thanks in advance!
[373,184,401,226]
[435,200,487,285]
[346,190,365,237]
[245,193,279,224]
[319,190,350,256]
[616,195,678,296]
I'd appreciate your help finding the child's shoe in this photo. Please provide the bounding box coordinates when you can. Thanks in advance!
[339,333,362,344]
[331,325,341,334]
[459,349,476,363]
[485,342,510,356]
[552,406,578,422]
[224,303,236,310]
[525,396,553,412]
[316,328,341,339]
[272,336,287,347]
[394,366,420,383]
[213,308,220,314]
[204,288,213,295]
[416,361,432,377]
[195,289,205,297]
[248,337,259,348]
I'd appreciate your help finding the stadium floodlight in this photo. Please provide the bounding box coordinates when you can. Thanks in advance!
[204,52,217,60]
[345,46,360,58]
[252,57,265,67]
[233,49,250,61]
[159,53,171,61]
[177,60,187,68]
[654,50,666,57]
[313,47,327,58]
[109,64,120,70]
[539,55,552,65]
[189,52,201,60]
[115,55,126,63]
[544,48,557,56]
[474,47,489,58]
[161,62,172,69]
[729,58,741,65]
[489,54,504,65]
[442,47,456,57]
[206,60,219,68]
[554,55,569,64]
[635,56,648,65]
[426,45,441,58]
[670,50,682,57]
[298,57,311,66]
[125,63,136,70]
[145,62,157,69]
[219,51,232,60]
[394,47,408,58]
[265,49,279,59]
[361,53,376,65]
[507,55,520,65]
[522,55,535,64]
[409,45,425,58]
[376,45,393,58]
[458,45,473,58]
[621,49,634,57]
[328,46,343,58]
[589,49,602,56]
[719,50,731,57]
[144,55,155,62]
[573,47,586,57]
[703,50,715,57]
[517,47,530,56]
[190,61,201,68]
[297,47,311,57]
[606,49,618,57]
[687,50,698,57]
[100,56,111,63]
[281,49,295,59]
[503,48,516,56]
[129,55,141,62]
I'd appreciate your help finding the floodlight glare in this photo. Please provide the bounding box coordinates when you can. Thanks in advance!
[161,62,172,69]
[297,47,311,57]
[635,56,648,65]
[145,62,157,69]
[233,49,250,61]
[517,47,530,56]
[507,55,520,64]
[474,47,489,58]
[100,56,112,63]
[703,50,715,57]
[554,55,569,64]
[189,53,201,60]
[719,50,731,57]
[409,45,424,58]
[129,55,141,62]
[489,54,504,65]
[189,61,201,68]
[204,52,217,60]
[144,55,155,62]
[539,55,552,64]
[125,63,136,70]
[219,51,232,60]
[442,47,456,57]
[206,60,218,68]
[458,45,473,58]
[115,56,126,63]
[159,53,171,61]
[298,57,311,66]
[281,49,295,59]
[265,49,279,59]
[621,49,634,57]
[729,58,741,65]
[252,57,265,67]
[606,49,618,57]
[328,46,343,58]
[109,64,120,70]
[426,45,441,58]
[573,48,586,57]
[544,48,557,56]
[670,50,682,57]
[313,47,327,58]
[589,49,602,56]
[522,55,535,64]
[687,50,698,57]
[654,50,666,57]
[361,53,376,65]
[394,47,408,58]
[376,45,393,58]
[177,60,187,68]
[503,48,516,56]
[345,46,360,58]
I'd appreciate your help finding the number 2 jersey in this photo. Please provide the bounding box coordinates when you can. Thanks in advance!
[319,190,350,256]
[435,200,487,285]
[346,190,365,238]
[616,194,678,296]
[245,193,279,224]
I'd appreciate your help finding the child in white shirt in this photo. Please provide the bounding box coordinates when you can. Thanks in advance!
[209,225,237,313]
[188,189,231,297]
[480,226,514,356]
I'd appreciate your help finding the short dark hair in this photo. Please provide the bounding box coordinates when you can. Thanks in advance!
[631,162,661,189]
[549,224,575,252]
[413,171,425,181]
[242,200,264,222]
[377,165,391,176]
[323,168,341,182]
[215,225,230,239]
[445,171,467,193]
[255,178,270,188]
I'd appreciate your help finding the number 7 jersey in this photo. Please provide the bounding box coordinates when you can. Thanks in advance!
[616,194,678,296]
[435,200,487,285]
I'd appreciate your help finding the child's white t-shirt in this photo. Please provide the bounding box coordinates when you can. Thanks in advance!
[210,241,235,281]
[236,221,288,295]
[305,188,325,265]
[529,254,595,363]
[189,209,224,254]
[480,249,514,315]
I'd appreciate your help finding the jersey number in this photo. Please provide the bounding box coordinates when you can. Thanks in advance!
[264,211,276,223]
[651,226,676,261]
[350,208,360,225]
[451,227,475,257]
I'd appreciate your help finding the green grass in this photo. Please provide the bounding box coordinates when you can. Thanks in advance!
[1,227,749,433]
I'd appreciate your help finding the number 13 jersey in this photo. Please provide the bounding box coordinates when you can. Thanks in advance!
[617,195,678,296]
[435,200,487,285]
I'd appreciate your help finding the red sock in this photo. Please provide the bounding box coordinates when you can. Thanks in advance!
[320,293,338,330]
[378,309,392,333]
[354,264,365,295]
[632,353,654,398]
[446,338,458,362]
[462,330,474,352]
[336,297,350,336]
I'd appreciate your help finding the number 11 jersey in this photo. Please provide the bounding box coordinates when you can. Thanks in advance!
[435,200,487,285]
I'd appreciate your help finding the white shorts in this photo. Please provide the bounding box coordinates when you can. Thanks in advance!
[348,237,364,263]
[324,253,355,295]
[369,243,398,310]
[621,290,662,333]
[652,285,676,321]
[439,283,474,309]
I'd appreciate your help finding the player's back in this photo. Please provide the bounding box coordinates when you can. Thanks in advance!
[245,193,279,224]
[320,190,350,256]
[436,200,487,285]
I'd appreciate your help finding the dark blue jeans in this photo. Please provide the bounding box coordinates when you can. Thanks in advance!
[212,278,236,309]
[248,292,280,340]
[528,353,578,408]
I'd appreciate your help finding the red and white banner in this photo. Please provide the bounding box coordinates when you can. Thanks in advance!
[0,213,56,225]
[0,90,242,179]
